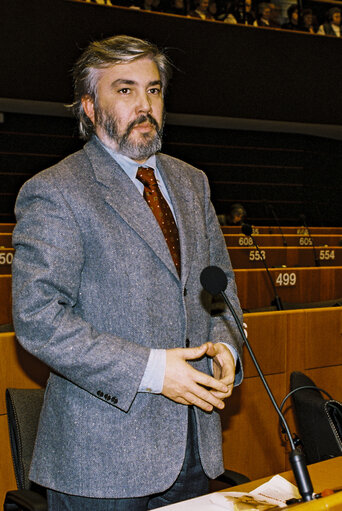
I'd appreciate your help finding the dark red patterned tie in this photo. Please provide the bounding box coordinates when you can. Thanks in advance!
[136,166,181,276]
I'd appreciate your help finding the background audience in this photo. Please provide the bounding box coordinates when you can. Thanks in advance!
[79,0,342,37]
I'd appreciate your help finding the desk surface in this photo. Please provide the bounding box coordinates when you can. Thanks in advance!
[157,457,342,510]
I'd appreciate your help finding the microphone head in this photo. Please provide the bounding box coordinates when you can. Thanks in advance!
[200,266,228,295]
[241,223,253,236]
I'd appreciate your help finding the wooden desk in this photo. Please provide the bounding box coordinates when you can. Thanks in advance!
[0,233,12,248]
[228,246,342,269]
[0,275,12,325]
[222,226,342,235]
[224,234,342,248]
[158,457,342,510]
[234,266,342,310]
[0,249,14,274]
[0,224,15,233]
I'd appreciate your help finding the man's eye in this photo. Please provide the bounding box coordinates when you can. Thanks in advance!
[118,88,130,94]
[149,88,161,95]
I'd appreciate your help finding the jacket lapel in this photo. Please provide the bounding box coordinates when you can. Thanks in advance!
[83,139,180,279]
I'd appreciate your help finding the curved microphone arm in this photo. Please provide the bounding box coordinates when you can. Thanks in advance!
[200,266,314,502]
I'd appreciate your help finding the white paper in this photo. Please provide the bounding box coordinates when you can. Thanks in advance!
[209,475,301,510]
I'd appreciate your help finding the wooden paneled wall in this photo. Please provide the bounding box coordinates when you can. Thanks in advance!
[1,307,341,503]
[0,332,49,505]
[221,307,342,481]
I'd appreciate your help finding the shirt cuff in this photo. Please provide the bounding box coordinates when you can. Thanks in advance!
[139,349,166,393]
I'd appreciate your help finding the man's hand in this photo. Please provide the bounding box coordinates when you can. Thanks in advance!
[162,344,229,412]
[205,342,236,400]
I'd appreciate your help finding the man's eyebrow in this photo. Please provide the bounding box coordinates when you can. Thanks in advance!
[110,79,162,88]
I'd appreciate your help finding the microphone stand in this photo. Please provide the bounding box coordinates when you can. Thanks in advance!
[299,214,320,267]
[220,288,314,502]
[242,224,284,310]
[268,203,287,247]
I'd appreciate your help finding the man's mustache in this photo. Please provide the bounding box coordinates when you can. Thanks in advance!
[126,114,160,135]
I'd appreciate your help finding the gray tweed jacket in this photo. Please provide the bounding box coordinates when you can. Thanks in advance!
[11,137,243,498]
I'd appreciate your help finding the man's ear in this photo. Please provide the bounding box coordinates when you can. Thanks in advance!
[81,95,95,124]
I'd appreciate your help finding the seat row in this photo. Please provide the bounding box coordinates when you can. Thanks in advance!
[3,232,341,249]
[1,263,341,323]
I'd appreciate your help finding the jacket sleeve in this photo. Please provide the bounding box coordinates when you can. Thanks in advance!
[202,172,244,386]
[12,174,150,413]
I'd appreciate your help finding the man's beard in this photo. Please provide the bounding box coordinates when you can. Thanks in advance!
[95,107,164,161]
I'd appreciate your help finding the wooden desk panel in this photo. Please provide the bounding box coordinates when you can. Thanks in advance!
[0,249,14,274]
[234,267,342,310]
[228,246,342,269]
[225,234,342,248]
[0,233,12,248]
[222,226,342,235]
[0,223,15,233]
[304,308,342,369]
[0,275,12,325]
[220,373,288,480]
[0,333,49,413]
[242,312,287,377]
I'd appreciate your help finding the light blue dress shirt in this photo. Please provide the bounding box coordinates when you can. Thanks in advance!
[100,138,236,394]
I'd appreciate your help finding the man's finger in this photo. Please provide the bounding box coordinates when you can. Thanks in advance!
[180,343,209,361]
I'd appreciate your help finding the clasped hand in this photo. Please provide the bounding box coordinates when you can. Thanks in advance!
[162,342,235,412]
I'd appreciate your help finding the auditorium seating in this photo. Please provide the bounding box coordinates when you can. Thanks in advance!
[1,224,341,313]
[224,234,342,247]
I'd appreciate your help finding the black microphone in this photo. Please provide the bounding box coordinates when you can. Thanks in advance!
[298,214,320,267]
[241,224,284,311]
[200,266,314,503]
[268,203,287,247]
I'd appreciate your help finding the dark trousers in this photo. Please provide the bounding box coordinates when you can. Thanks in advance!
[47,408,209,510]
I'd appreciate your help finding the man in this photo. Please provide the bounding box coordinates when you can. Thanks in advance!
[318,7,341,36]
[12,35,243,510]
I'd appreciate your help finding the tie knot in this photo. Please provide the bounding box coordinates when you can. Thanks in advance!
[136,166,157,188]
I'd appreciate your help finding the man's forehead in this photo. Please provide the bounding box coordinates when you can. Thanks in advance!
[98,58,160,82]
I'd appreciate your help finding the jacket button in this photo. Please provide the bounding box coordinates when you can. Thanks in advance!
[111,396,118,404]
[184,288,187,296]
[97,390,104,397]
[185,339,190,347]
[104,394,111,401]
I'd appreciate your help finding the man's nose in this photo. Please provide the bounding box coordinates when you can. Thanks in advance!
[135,91,152,113]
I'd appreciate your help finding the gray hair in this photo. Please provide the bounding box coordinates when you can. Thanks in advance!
[71,35,172,140]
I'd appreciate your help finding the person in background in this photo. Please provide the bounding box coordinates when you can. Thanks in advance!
[164,0,190,15]
[226,203,247,225]
[188,0,215,19]
[253,2,271,27]
[301,8,316,33]
[268,2,281,28]
[12,35,243,511]
[222,0,256,25]
[281,4,299,30]
[317,7,341,36]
